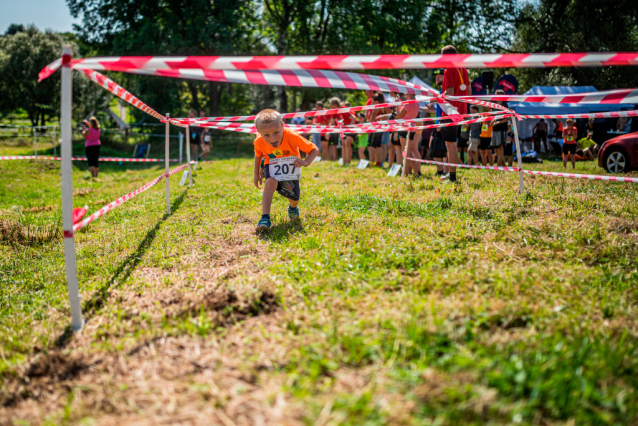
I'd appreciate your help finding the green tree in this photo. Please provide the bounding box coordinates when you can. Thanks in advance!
[0,26,66,126]
[511,0,638,92]
[67,0,264,118]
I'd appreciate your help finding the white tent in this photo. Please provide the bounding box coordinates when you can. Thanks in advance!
[409,76,437,93]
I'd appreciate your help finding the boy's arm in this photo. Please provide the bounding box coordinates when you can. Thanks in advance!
[253,155,262,189]
[294,148,318,167]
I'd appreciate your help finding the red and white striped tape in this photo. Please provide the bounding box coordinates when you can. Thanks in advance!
[73,163,189,232]
[521,169,638,183]
[405,157,638,183]
[82,67,440,97]
[405,157,520,172]
[79,69,188,128]
[518,110,638,120]
[175,99,424,124]
[201,112,512,134]
[453,89,638,105]
[38,53,638,81]
[0,155,178,162]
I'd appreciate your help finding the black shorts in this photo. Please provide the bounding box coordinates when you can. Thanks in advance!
[86,145,100,168]
[457,137,468,149]
[429,148,447,159]
[479,137,491,150]
[503,143,513,156]
[264,165,301,201]
[398,131,408,139]
[329,133,339,146]
[391,133,401,146]
[370,132,383,148]
[441,126,458,143]
[343,133,357,141]
[563,143,576,155]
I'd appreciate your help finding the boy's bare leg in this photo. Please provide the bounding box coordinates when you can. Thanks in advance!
[288,198,299,208]
[571,153,576,169]
[262,178,278,215]
[321,140,329,160]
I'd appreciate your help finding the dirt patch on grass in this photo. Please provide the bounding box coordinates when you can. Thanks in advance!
[1,314,297,425]
[0,219,61,246]
[0,217,286,424]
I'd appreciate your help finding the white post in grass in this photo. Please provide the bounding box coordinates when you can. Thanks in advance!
[511,117,525,194]
[179,131,183,164]
[60,46,83,332]
[53,126,57,156]
[165,114,171,215]
[34,127,37,157]
[185,126,193,187]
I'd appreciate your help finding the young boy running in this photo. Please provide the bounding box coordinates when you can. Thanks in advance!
[253,109,318,233]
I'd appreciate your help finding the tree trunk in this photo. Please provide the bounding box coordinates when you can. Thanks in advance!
[208,81,223,117]
[187,82,200,112]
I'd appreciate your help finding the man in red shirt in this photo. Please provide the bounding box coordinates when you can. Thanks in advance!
[439,45,470,184]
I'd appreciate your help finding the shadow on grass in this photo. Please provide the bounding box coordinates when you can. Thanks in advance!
[258,219,305,243]
[55,189,189,348]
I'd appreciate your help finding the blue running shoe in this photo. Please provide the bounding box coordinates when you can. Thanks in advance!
[256,216,271,233]
[288,206,300,220]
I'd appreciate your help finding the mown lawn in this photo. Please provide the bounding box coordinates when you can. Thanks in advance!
[1,135,638,425]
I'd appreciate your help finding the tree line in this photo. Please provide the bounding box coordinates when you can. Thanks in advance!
[1,0,636,127]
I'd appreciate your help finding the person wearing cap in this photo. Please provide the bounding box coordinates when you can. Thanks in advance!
[438,45,470,184]
[562,118,578,169]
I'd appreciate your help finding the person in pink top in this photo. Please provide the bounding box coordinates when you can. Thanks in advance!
[82,116,101,178]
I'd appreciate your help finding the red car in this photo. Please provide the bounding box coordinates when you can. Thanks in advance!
[598,131,638,173]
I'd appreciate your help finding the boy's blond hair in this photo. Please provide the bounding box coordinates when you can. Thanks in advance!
[255,109,283,130]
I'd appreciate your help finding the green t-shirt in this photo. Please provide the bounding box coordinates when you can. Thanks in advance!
[578,138,595,149]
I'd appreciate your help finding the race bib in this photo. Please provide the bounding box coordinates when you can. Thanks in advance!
[566,136,574,142]
[482,124,488,132]
[204,135,211,142]
[269,156,302,181]
[461,125,468,132]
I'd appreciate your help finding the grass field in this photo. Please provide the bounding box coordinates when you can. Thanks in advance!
[1,135,638,425]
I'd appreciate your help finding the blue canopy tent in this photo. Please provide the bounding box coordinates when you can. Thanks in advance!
[509,86,634,140]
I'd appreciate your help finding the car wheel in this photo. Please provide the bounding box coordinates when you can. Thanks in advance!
[604,149,630,173]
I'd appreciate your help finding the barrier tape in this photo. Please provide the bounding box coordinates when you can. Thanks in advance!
[521,169,638,183]
[519,110,638,119]
[0,155,178,162]
[202,113,513,134]
[452,89,638,105]
[73,163,189,232]
[176,103,510,126]
[405,157,638,183]
[405,157,520,172]
[38,53,638,81]
[80,69,188,128]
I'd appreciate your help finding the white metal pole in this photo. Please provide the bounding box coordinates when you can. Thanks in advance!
[53,126,57,156]
[511,117,525,194]
[186,126,193,187]
[165,114,171,215]
[60,46,83,332]
[179,132,183,164]
[34,127,37,157]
